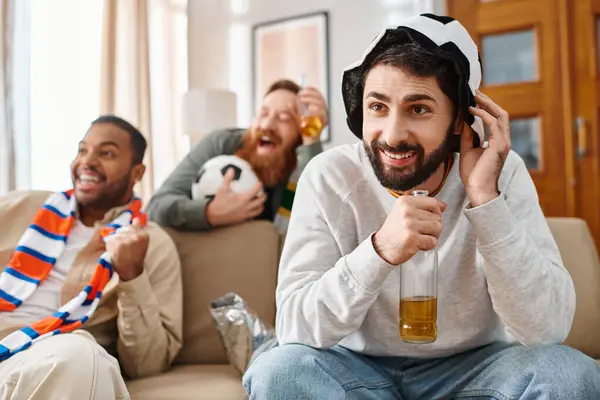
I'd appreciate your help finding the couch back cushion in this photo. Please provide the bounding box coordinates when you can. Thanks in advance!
[547,218,600,358]
[166,221,280,365]
[0,190,51,266]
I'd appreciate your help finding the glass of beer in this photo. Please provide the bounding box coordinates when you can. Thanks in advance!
[399,190,439,344]
[297,74,323,138]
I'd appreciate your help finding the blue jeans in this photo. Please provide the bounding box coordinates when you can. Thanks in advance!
[243,342,600,399]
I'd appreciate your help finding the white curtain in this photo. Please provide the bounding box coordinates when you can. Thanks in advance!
[0,0,16,195]
[100,0,188,203]
[0,0,30,195]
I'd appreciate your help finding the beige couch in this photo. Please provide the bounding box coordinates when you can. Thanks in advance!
[126,221,280,399]
[125,217,600,399]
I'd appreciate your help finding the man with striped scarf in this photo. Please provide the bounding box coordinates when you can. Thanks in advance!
[0,116,182,399]
[147,79,327,235]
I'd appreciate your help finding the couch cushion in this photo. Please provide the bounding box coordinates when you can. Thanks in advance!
[547,218,600,359]
[0,190,52,266]
[164,221,281,365]
[127,364,245,400]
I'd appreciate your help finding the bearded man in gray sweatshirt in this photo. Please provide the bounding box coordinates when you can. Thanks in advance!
[243,13,600,400]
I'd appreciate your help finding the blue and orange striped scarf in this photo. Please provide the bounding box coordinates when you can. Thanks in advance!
[0,190,146,361]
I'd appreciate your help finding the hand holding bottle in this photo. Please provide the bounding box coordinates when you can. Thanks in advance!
[296,75,328,144]
[372,194,446,266]
[396,190,443,344]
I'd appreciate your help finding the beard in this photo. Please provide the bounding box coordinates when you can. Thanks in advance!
[235,129,299,188]
[73,170,133,210]
[365,122,455,192]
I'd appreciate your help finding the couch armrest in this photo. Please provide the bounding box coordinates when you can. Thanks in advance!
[547,218,600,359]
[164,220,281,365]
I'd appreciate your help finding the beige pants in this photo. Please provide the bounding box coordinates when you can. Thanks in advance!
[0,330,130,400]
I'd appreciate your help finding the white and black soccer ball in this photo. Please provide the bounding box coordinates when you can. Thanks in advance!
[191,155,260,200]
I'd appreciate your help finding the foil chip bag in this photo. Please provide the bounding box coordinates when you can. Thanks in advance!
[210,292,278,375]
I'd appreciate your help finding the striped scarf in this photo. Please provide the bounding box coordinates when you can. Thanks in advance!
[273,167,300,235]
[0,190,146,361]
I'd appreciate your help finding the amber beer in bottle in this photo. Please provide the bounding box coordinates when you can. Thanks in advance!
[399,190,438,343]
[297,74,323,138]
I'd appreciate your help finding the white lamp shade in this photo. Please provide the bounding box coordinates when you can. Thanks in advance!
[182,88,237,145]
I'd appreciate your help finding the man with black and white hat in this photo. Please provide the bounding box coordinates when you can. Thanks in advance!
[243,14,600,399]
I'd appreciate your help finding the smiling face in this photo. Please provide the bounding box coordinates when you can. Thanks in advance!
[250,88,302,158]
[237,88,302,187]
[71,122,145,210]
[362,64,458,192]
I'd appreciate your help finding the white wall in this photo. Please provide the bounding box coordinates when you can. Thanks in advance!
[188,0,446,149]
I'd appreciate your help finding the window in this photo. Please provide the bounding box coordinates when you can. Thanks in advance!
[29,0,103,190]
[26,0,187,192]
[482,30,537,85]
[148,0,189,188]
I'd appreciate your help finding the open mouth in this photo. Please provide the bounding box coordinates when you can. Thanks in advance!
[258,135,277,151]
[379,149,418,167]
[75,171,106,191]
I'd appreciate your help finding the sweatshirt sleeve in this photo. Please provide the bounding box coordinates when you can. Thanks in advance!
[275,157,395,348]
[295,141,323,173]
[464,152,576,346]
[146,129,240,231]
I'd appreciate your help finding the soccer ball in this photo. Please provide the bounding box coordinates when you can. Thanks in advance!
[191,155,261,200]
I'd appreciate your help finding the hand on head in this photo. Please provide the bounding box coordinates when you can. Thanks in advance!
[460,89,511,207]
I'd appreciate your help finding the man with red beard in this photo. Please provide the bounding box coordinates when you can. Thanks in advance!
[147,80,327,231]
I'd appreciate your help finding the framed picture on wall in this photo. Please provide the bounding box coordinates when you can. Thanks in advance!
[252,11,331,142]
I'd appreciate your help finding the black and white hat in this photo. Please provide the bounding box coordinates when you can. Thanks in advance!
[341,13,484,145]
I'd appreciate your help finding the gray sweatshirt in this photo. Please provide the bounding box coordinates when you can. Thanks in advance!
[276,143,575,358]
[147,128,323,230]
